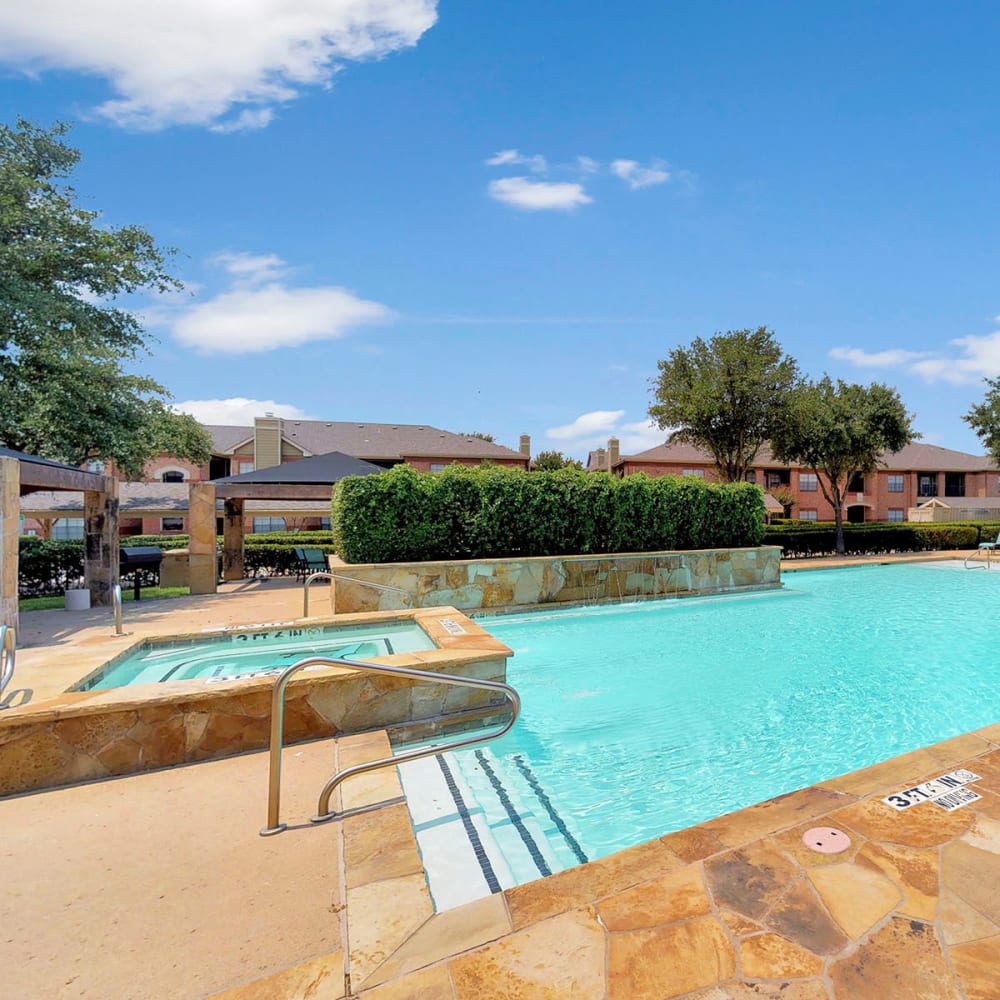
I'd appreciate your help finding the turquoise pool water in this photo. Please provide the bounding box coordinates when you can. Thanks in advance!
[78,621,434,690]
[441,562,1000,866]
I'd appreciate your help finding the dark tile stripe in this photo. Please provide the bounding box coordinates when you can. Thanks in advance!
[474,750,551,878]
[512,754,590,865]
[435,754,502,895]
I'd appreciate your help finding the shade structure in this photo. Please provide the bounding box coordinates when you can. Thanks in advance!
[211,451,384,486]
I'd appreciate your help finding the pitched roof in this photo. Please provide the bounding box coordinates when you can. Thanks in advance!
[212,451,383,484]
[619,439,998,472]
[204,420,525,462]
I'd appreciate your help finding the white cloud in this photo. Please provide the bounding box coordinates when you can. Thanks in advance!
[211,251,290,284]
[610,159,670,190]
[546,411,665,456]
[830,321,1000,385]
[488,177,592,212]
[173,284,393,353]
[151,250,395,353]
[577,156,600,174]
[828,346,930,368]
[485,149,547,173]
[547,410,626,441]
[173,398,316,424]
[0,0,437,131]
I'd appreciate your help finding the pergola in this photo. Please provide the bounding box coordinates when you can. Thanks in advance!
[188,452,383,593]
[1,448,118,631]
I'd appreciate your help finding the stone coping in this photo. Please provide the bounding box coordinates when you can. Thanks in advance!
[1,606,508,729]
[341,545,784,571]
[307,722,1000,999]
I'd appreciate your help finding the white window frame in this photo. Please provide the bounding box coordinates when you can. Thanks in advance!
[799,473,818,492]
[798,509,818,522]
[887,475,904,493]
[252,517,286,533]
[681,468,706,478]
[887,508,905,523]
[160,516,185,532]
[52,518,85,539]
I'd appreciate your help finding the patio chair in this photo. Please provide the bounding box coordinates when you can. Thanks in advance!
[294,547,329,582]
[964,530,1000,569]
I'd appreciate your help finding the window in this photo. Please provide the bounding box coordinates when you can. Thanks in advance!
[319,517,331,530]
[161,470,184,483]
[252,517,286,533]
[238,461,255,474]
[918,474,938,498]
[887,475,904,493]
[52,519,85,540]
[160,517,184,532]
[429,463,446,472]
[798,509,818,522]
[944,472,966,497]
[681,469,706,478]
[765,470,790,489]
[887,509,905,523]
[848,472,865,493]
[799,473,817,492]
[744,471,757,484]
[85,459,105,474]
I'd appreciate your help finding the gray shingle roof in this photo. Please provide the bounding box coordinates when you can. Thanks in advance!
[621,439,998,472]
[205,420,524,462]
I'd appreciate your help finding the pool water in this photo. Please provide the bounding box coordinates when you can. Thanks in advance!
[79,621,434,689]
[411,562,1000,893]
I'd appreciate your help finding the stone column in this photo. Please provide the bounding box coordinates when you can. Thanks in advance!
[0,457,20,633]
[84,475,119,606]
[222,498,245,581]
[188,482,218,594]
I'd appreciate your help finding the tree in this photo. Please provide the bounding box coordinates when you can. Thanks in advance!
[460,431,495,443]
[648,327,799,482]
[533,450,583,472]
[770,377,916,555]
[963,378,1000,465]
[0,118,211,478]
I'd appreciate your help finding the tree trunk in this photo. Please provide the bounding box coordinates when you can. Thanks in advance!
[831,486,846,555]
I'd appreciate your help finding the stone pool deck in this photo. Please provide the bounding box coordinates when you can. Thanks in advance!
[5,553,1000,997]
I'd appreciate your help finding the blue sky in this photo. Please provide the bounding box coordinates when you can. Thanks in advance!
[3,2,1000,461]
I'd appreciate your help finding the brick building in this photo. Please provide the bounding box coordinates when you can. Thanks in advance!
[587,438,1000,523]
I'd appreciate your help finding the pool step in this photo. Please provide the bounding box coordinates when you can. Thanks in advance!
[396,746,591,911]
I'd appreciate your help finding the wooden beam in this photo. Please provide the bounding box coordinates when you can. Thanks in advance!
[214,483,334,501]
[17,462,105,492]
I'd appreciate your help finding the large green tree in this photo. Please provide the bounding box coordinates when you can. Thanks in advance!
[962,377,1000,465]
[648,327,800,482]
[0,118,211,478]
[770,377,916,555]
[533,450,583,471]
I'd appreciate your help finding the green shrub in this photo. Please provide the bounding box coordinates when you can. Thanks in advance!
[765,521,988,557]
[18,537,86,596]
[331,465,767,563]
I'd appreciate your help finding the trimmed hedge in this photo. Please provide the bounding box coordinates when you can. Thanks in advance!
[765,521,1000,557]
[18,538,87,597]
[331,465,768,564]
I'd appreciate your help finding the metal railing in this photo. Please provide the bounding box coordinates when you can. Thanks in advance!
[112,583,124,634]
[260,655,520,835]
[0,624,16,709]
[302,571,414,618]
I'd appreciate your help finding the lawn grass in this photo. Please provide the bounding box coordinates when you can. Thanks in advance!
[21,586,190,611]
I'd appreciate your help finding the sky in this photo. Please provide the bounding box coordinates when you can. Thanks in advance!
[2,1,1000,462]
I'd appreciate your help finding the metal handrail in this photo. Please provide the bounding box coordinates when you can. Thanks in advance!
[302,571,414,617]
[260,655,520,835]
[0,624,16,708]
[112,583,124,634]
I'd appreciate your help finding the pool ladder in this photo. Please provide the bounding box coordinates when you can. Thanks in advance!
[302,571,413,617]
[260,655,520,835]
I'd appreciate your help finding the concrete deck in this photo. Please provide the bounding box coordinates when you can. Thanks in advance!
[5,553,1000,998]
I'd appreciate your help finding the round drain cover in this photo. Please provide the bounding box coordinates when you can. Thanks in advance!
[802,826,851,854]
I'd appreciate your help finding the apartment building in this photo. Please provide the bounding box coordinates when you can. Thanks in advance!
[588,438,1000,523]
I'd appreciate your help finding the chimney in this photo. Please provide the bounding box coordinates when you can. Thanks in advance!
[608,437,620,471]
[519,434,531,458]
[593,447,606,471]
[254,415,284,470]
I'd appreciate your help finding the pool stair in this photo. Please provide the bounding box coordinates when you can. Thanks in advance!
[396,746,591,910]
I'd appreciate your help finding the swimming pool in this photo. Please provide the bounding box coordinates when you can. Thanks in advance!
[399,562,1000,905]
[77,620,435,690]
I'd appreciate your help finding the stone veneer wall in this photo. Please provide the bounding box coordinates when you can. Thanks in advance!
[0,652,505,797]
[331,547,782,614]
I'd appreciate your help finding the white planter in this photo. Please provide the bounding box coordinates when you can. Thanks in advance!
[65,589,91,611]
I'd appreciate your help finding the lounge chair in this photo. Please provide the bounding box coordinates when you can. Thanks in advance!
[964,530,1000,569]
[293,547,329,581]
